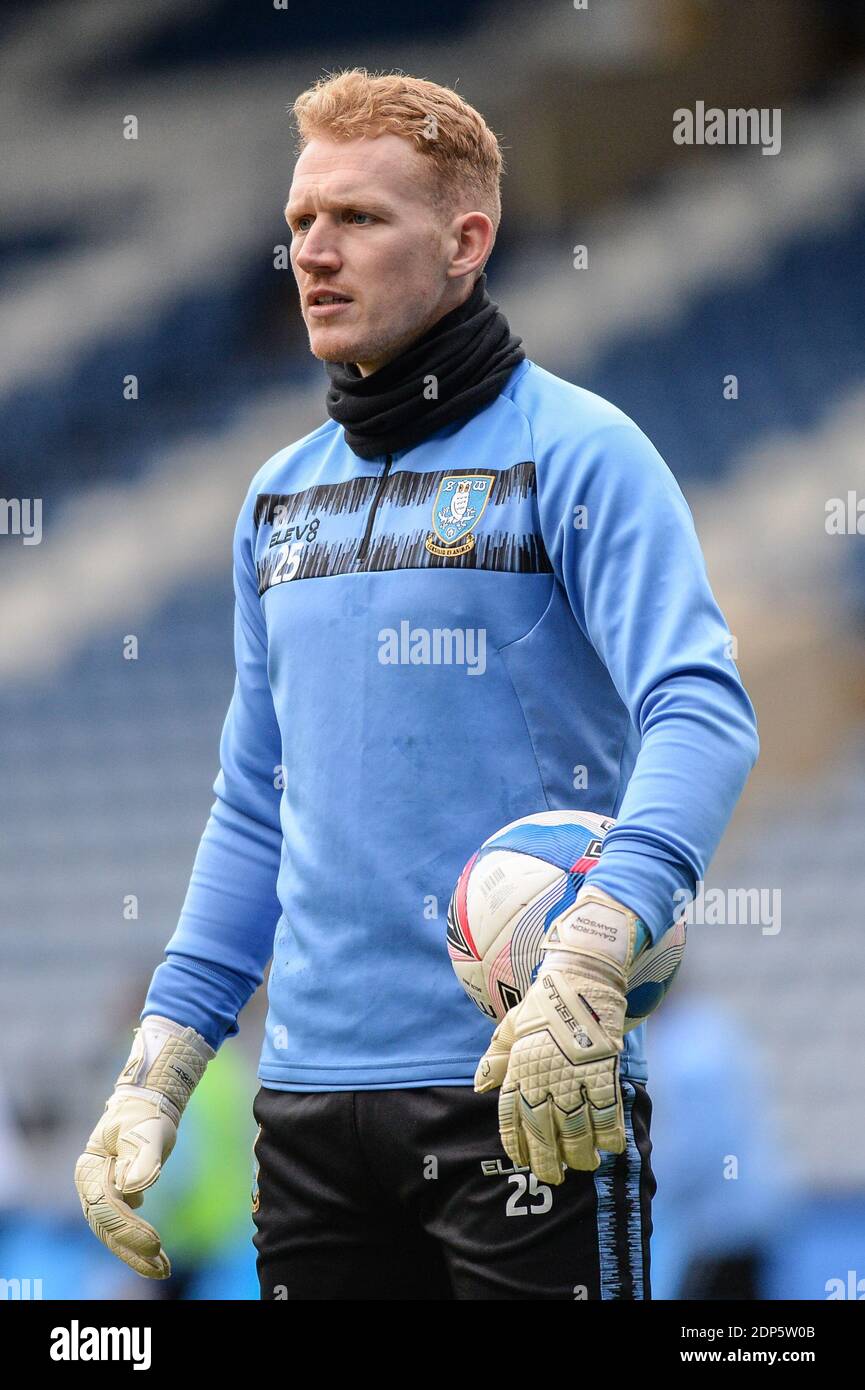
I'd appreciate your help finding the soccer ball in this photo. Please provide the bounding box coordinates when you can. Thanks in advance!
[447,809,686,1032]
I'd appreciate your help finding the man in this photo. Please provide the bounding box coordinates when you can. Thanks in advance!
[74,69,759,1300]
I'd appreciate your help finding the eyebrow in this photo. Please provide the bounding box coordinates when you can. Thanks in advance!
[284,189,397,221]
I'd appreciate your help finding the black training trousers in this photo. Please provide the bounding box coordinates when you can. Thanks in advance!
[251,1077,655,1300]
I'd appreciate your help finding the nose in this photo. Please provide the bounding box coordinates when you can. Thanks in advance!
[294,222,342,277]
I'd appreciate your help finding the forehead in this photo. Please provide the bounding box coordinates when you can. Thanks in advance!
[287,133,433,210]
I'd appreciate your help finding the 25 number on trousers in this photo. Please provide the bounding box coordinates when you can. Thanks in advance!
[506,1172,553,1216]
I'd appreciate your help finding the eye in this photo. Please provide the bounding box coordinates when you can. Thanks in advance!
[292,214,313,234]
[347,211,374,225]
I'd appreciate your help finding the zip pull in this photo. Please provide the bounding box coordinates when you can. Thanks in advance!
[357,452,393,563]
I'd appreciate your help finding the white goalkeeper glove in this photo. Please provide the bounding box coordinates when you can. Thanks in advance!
[474,887,647,1184]
[74,1014,214,1279]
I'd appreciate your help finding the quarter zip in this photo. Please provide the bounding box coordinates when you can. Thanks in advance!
[357,453,393,563]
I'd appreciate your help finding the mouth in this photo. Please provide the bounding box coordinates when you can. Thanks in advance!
[307,291,354,319]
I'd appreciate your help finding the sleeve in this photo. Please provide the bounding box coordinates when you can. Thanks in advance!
[142,478,284,1049]
[536,421,760,943]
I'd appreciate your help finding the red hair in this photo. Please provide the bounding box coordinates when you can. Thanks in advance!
[291,68,505,236]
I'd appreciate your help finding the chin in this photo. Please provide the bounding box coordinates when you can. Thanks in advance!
[308,332,363,364]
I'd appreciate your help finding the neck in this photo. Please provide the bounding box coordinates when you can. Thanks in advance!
[355,279,479,377]
[324,270,525,461]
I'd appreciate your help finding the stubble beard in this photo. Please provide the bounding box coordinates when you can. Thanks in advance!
[307,297,434,372]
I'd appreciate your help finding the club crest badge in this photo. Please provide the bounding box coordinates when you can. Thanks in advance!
[424,473,496,557]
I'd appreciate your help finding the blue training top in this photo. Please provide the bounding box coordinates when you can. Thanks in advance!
[143,358,759,1089]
